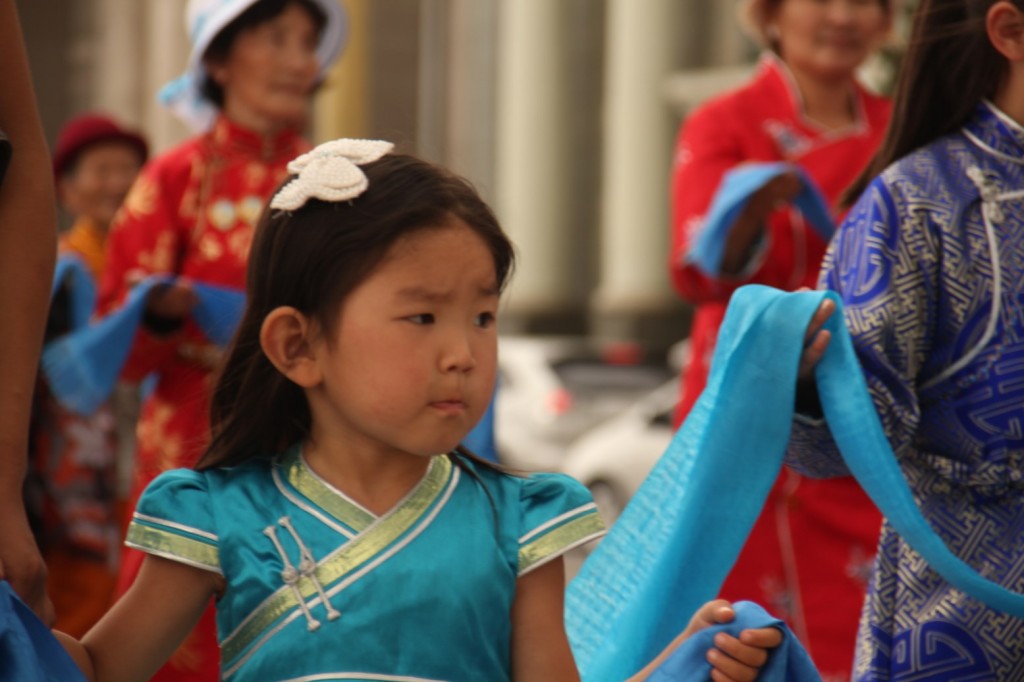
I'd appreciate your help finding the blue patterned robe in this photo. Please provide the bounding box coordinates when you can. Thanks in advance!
[787,101,1024,680]
[125,448,605,681]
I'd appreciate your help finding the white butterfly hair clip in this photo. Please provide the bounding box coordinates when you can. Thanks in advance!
[270,138,395,211]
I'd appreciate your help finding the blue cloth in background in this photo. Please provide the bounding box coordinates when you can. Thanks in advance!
[41,276,245,416]
[566,285,1024,682]
[0,582,86,682]
[686,162,835,277]
[190,281,246,348]
[647,601,819,682]
[462,386,499,463]
[51,254,97,333]
[41,276,171,416]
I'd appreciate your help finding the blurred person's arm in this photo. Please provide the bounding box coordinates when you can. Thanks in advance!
[0,0,56,622]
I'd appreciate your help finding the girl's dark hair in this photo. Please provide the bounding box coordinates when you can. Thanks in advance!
[843,0,1021,205]
[200,0,328,108]
[198,153,515,470]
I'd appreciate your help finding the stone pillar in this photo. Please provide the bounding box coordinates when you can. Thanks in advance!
[494,0,576,330]
[592,0,686,347]
[143,0,191,153]
[314,0,371,141]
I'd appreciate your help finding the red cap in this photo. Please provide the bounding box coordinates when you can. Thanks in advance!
[52,113,148,178]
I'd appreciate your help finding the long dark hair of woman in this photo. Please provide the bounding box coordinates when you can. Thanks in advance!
[843,0,1020,206]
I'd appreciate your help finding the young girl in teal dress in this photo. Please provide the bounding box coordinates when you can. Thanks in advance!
[54,139,782,681]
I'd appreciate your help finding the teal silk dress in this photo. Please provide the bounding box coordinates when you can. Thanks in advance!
[125,448,605,681]
[788,101,1024,680]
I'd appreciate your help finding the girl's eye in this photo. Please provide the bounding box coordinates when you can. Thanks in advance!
[408,314,435,325]
[475,312,496,328]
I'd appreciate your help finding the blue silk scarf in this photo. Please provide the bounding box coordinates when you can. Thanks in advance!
[687,163,835,276]
[566,285,1024,682]
[41,275,245,416]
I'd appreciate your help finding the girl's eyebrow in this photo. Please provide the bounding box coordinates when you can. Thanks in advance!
[396,284,500,301]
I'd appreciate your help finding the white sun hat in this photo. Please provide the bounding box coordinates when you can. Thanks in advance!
[158,0,348,133]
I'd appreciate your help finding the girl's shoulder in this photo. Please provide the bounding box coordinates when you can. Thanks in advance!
[454,454,595,507]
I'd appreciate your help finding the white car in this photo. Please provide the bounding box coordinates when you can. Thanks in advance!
[560,376,680,525]
[494,336,674,473]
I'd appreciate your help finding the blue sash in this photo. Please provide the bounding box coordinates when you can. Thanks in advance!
[51,255,97,333]
[566,285,1024,682]
[41,276,245,416]
[686,163,834,276]
[0,582,86,681]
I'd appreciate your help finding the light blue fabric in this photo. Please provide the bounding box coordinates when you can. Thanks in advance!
[40,276,171,416]
[126,449,605,681]
[566,285,1024,682]
[462,385,498,463]
[40,276,243,416]
[686,162,835,276]
[0,581,86,682]
[190,281,245,347]
[647,601,819,682]
[51,254,97,332]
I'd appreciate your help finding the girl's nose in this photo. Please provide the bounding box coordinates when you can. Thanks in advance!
[441,333,477,373]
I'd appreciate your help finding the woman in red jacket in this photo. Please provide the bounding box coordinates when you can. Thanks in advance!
[669,1,892,679]
[98,1,346,679]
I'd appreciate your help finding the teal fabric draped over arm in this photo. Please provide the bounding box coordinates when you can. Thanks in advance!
[565,285,1024,682]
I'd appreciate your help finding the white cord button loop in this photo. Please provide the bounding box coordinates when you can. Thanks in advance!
[270,139,394,211]
[263,516,339,631]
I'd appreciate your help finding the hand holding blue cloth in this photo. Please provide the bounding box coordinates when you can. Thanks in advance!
[566,285,1024,682]
[646,602,818,682]
[686,162,834,277]
[41,276,246,416]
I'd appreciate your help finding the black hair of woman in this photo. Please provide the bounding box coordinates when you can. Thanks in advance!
[198,152,516,471]
[844,0,1023,205]
[200,0,328,107]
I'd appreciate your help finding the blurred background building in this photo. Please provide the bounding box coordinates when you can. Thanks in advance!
[17,0,910,354]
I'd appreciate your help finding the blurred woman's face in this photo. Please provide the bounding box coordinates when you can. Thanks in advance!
[771,0,890,82]
[210,2,320,133]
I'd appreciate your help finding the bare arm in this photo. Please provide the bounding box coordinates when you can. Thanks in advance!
[56,554,222,682]
[0,0,57,622]
[511,558,580,682]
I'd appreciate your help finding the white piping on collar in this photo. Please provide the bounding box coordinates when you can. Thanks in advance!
[272,467,357,539]
[765,52,869,138]
[963,100,1024,166]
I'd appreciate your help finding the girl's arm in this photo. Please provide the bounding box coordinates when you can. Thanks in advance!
[56,555,222,682]
[512,558,580,681]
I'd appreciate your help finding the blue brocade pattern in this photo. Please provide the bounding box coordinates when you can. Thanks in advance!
[787,102,1024,680]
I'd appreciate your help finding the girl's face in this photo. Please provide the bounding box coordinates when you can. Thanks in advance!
[307,218,500,460]
[771,0,890,82]
[209,2,320,133]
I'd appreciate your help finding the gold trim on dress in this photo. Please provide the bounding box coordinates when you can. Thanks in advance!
[221,456,454,666]
[284,451,376,532]
[518,512,606,575]
[126,521,220,572]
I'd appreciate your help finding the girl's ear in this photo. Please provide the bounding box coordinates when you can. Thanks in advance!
[260,307,323,388]
[988,1,1024,62]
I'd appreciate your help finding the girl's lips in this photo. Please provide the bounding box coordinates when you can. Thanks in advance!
[431,400,466,415]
